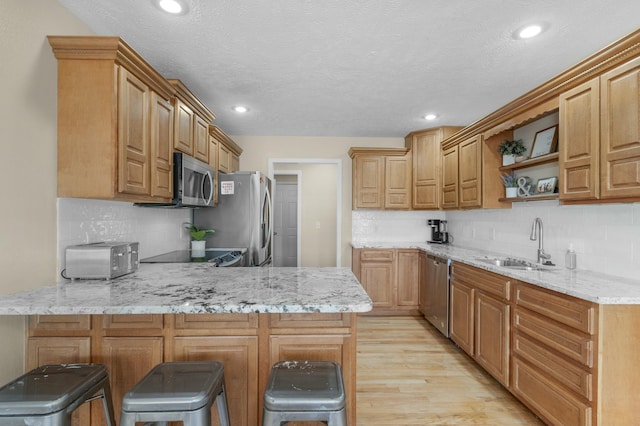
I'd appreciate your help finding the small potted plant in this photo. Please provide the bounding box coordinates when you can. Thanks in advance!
[501,172,519,198]
[184,222,215,255]
[498,139,527,165]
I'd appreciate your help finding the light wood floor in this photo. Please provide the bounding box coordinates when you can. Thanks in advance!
[356,316,544,425]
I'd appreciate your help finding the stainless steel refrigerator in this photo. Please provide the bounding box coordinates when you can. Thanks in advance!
[194,171,273,266]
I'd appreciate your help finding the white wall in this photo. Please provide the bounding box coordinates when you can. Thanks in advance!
[0,0,93,384]
[352,201,640,281]
[57,198,192,271]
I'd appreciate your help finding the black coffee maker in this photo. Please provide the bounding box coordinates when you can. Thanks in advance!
[428,219,449,244]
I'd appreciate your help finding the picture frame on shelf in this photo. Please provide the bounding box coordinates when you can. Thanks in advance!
[530,125,558,158]
[535,176,558,195]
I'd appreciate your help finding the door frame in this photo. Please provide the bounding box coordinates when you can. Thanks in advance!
[272,170,302,267]
[268,158,343,267]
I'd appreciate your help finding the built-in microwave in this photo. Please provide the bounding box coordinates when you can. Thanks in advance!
[173,152,215,207]
[135,152,215,208]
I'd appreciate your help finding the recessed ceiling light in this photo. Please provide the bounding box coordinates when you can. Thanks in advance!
[424,114,437,121]
[156,0,186,14]
[517,24,543,39]
[233,106,248,113]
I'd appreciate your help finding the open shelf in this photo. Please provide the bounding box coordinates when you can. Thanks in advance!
[499,152,559,172]
[498,194,559,203]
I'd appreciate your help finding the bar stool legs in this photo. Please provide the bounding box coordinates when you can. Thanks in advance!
[120,361,230,426]
[0,364,116,426]
[263,361,347,426]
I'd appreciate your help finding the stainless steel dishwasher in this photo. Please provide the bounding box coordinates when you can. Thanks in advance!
[422,254,450,337]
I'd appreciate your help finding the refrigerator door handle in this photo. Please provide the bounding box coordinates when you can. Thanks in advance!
[263,185,273,249]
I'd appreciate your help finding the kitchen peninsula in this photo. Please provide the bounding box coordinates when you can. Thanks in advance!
[0,266,372,426]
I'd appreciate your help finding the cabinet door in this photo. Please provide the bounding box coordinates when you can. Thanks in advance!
[174,98,194,155]
[396,250,419,307]
[219,142,231,173]
[27,337,92,426]
[384,154,411,209]
[475,292,510,387]
[150,91,173,199]
[173,336,259,426]
[353,155,384,209]
[194,114,210,163]
[360,261,395,309]
[449,278,474,356]
[100,337,163,421]
[458,135,482,208]
[441,145,459,209]
[412,130,442,209]
[600,56,640,199]
[559,77,600,200]
[231,153,240,172]
[118,67,150,196]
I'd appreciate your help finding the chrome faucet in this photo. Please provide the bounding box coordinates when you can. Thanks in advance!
[530,217,551,264]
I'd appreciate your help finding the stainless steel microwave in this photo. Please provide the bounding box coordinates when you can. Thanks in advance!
[136,152,215,208]
[173,153,215,207]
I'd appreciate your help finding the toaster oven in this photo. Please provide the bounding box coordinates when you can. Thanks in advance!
[64,242,139,280]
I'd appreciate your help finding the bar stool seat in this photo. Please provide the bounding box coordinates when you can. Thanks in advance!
[263,361,347,426]
[0,363,116,426]
[120,361,230,426]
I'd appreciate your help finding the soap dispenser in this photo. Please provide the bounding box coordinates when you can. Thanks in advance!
[565,243,577,270]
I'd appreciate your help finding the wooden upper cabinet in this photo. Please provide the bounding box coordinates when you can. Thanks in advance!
[458,135,482,208]
[150,91,174,199]
[349,147,411,210]
[441,144,459,209]
[210,125,243,174]
[559,78,600,201]
[173,99,194,155]
[406,127,462,209]
[168,79,216,162]
[118,67,150,195]
[49,36,176,203]
[352,155,384,209]
[194,114,210,163]
[384,153,412,209]
[600,56,640,199]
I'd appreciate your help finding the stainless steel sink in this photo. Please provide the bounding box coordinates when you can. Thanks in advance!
[474,257,547,271]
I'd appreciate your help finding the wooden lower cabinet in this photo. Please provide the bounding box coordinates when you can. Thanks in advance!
[352,248,420,315]
[449,277,474,355]
[27,312,357,426]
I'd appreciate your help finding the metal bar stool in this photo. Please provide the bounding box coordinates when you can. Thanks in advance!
[120,361,230,426]
[0,363,116,426]
[263,361,347,426]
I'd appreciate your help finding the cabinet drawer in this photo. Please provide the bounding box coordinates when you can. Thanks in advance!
[451,262,510,301]
[29,315,91,332]
[512,357,592,426]
[515,283,595,334]
[514,307,594,367]
[269,313,351,329]
[360,249,394,262]
[513,332,593,400]
[174,313,258,330]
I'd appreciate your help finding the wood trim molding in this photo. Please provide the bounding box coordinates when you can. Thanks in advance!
[210,125,243,156]
[348,147,410,158]
[168,79,216,122]
[48,35,176,99]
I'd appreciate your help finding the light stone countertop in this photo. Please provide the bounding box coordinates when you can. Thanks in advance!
[352,241,640,304]
[0,266,373,315]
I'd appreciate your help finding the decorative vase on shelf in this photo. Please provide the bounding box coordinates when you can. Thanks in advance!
[191,240,206,257]
[505,187,518,198]
[502,154,516,166]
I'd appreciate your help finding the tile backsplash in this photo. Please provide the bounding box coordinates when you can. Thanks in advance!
[352,201,640,281]
[57,198,191,271]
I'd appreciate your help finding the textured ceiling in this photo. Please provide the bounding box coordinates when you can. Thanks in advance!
[56,0,640,137]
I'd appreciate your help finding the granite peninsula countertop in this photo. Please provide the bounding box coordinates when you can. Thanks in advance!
[352,241,640,304]
[0,266,373,315]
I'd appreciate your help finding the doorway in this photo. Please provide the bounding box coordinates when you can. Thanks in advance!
[273,173,300,267]
[269,159,342,267]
